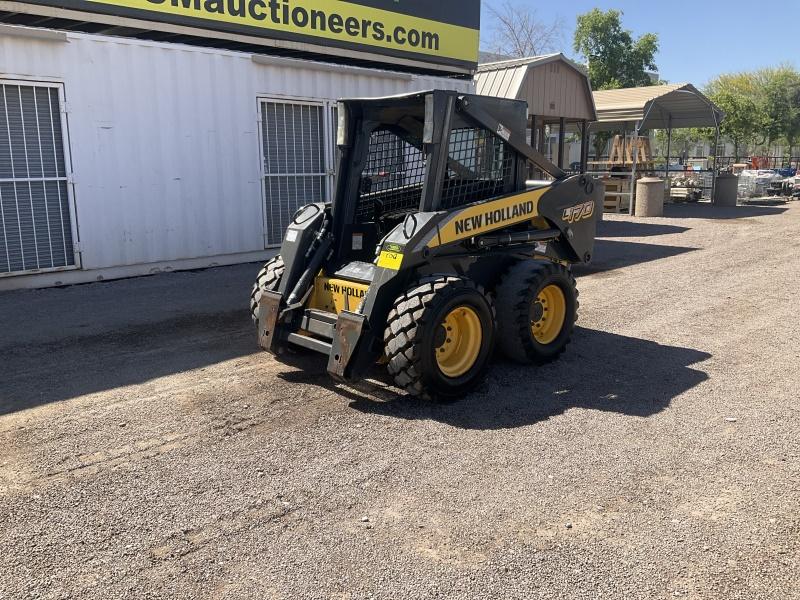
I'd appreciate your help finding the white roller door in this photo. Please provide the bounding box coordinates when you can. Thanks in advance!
[0,81,77,276]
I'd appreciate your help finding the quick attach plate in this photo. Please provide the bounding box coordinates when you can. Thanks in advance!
[327,310,366,379]
[256,290,282,354]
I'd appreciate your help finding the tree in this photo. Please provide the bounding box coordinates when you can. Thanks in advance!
[573,9,658,90]
[705,72,763,160]
[760,66,800,156]
[572,9,659,158]
[484,1,565,58]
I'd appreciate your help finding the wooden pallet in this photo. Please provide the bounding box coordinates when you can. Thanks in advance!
[602,178,631,213]
[608,135,653,169]
[670,186,701,202]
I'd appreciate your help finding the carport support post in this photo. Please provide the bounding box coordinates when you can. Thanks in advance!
[530,114,538,178]
[538,122,546,155]
[629,125,640,216]
[557,117,566,170]
[711,126,720,204]
[580,120,588,173]
[665,117,673,181]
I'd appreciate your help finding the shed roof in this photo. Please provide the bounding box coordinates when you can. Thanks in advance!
[475,53,596,123]
[592,83,723,130]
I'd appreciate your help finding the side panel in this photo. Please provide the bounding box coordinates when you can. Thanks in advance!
[536,175,601,263]
[426,187,550,248]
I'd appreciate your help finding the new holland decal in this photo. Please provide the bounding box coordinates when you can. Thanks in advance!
[323,280,367,299]
[428,188,548,247]
[453,199,535,235]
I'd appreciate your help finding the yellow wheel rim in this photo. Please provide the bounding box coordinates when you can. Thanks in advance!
[435,305,482,378]
[531,284,567,345]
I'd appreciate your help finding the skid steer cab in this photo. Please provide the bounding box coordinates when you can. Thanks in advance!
[250,90,601,401]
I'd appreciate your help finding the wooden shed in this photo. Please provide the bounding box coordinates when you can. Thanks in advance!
[476,54,597,171]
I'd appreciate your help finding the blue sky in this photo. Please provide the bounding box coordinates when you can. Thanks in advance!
[480,0,799,87]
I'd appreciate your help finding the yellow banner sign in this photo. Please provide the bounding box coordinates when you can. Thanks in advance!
[70,0,479,65]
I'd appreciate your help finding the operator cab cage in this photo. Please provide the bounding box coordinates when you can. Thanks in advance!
[331,90,557,264]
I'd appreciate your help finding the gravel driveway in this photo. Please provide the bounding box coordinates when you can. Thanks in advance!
[1,202,798,599]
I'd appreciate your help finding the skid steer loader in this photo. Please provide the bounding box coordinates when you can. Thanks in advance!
[251,90,601,401]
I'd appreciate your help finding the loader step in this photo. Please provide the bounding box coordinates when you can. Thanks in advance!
[300,309,337,340]
[333,261,376,284]
[287,332,332,354]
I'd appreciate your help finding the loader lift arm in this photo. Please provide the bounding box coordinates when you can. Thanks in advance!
[457,95,566,180]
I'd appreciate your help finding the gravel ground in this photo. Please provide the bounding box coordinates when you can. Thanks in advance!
[1,201,798,600]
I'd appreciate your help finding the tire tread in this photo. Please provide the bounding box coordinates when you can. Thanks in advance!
[495,260,578,364]
[383,275,495,401]
[250,256,285,321]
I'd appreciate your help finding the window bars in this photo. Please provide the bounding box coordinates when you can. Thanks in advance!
[261,101,326,246]
[0,83,74,274]
[354,125,514,222]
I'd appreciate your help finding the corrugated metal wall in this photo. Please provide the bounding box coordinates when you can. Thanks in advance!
[0,30,471,279]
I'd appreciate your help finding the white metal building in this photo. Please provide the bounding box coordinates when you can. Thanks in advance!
[0,25,472,289]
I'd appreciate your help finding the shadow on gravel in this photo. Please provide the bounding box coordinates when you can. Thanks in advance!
[347,327,711,430]
[0,310,256,415]
[574,239,698,275]
[664,203,788,219]
[597,220,691,238]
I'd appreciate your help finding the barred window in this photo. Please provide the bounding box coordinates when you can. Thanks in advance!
[441,127,514,209]
[355,129,425,221]
[0,83,75,274]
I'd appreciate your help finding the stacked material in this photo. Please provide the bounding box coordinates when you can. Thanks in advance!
[669,174,702,202]
[738,170,783,197]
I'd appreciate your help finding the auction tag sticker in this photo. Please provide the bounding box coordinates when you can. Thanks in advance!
[377,243,405,270]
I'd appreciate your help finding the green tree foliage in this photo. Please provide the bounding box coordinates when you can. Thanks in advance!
[573,9,659,158]
[665,67,800,162]
[652,128,715,163]
[705,72,762,160]
[759,66,800,155]
[573,9,659,91]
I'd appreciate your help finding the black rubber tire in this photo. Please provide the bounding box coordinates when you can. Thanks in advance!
[384,275,495,402]
[250,256,285,322]
[495,260,578,364]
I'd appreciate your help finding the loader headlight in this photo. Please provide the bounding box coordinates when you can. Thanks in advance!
[337,103,350,147]
[293,203,321,225]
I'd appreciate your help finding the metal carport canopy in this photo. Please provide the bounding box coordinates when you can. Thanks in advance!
[591,83,723,131]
